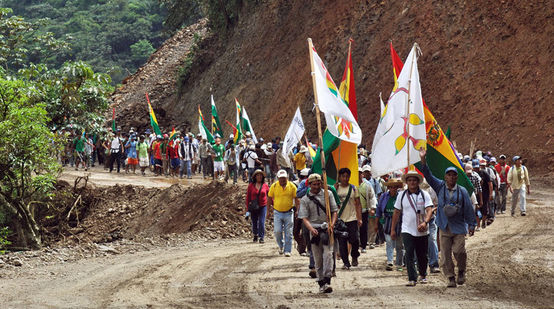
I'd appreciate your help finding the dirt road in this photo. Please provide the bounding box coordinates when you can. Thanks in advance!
[1,169,553,308]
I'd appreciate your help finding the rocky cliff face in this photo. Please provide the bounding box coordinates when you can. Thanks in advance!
[112,0,554,173]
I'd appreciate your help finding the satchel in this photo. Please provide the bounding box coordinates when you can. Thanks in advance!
[334,185,353,238]
[248,185,263,212]
[443,186,461,217]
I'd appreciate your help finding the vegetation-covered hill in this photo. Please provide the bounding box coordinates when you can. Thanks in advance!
[0,0,171,84]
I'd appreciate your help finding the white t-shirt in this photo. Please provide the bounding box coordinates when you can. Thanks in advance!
[243,150,258,168]
[394,189,433,237]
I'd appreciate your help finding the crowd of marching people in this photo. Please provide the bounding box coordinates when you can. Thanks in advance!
[58,126,531,294]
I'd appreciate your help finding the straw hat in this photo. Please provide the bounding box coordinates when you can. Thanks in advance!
[384,178,403,187]
[401,170,423,183]
[251,169,265,178]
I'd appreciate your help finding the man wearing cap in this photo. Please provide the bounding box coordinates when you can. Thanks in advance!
[268,170,298,256]
[495,155,510,214]
[293,168,311,255]
[359,165,377,252]
[294,146,308,178]
[212,137,225,180]
[224,144,239,184]
[108,131,123,173]
[243,144,261,181]
[179,136,195,179]
[391,170,434,286]
[507,156,530,216]
[298,173,338,293]
[419,149,477,288]
[376,177,404,271]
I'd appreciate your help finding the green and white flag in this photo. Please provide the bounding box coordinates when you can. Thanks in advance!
[211,95,223,138]
[241,106,257,143]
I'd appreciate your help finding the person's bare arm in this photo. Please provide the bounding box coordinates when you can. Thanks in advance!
[391,209,401,240]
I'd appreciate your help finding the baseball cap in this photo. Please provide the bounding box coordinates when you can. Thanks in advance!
[361,165,371,173]
[276,169,288,179]
[464,164,473,172]
[300,168,310,177]
[308,173,322,184]
[472,159,480,168]
[445,166,458,175]
[499,154,506,159]
[479,159,487,166]
[513,155,521,162]
[490,157,497,163]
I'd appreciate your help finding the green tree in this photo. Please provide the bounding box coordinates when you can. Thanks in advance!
[130,39,155,66]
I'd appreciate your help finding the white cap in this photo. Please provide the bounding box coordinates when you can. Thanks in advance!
[277,169,288,178]
[300,168,310,177]
[362,165,371,172]
[299,145,308,153]
[229,134,234,138]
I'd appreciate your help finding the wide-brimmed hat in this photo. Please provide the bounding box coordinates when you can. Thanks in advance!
[252,169,265,178]
[299,145,308,153]
[401,170,423,183]
[384,178,403,187]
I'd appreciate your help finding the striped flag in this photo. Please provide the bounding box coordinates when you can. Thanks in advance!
[198,105,214,143]
[145,92,162,136]
[241,106,257,143]
[211,95,223,137]
[233,98,243,144]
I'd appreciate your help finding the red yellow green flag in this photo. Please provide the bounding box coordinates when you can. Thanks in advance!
[145,92,162,136]
[389,43,473,194]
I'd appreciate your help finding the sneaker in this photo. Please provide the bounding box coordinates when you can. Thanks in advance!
[406,281,417,287]
[300,252,307,256]
[309,269,317,278]
[430,266,441,273]
[284,252,291,257]
[322,283,333,293]
[521,212,526,216]
[386,263,393,271]
[342,265,351,270]
[278,248,284,255]
[369,244,375,249]
[419,276,428,284]
[447,277,457,288]
[457,271,466,285]
[253,236,258,243]
[361,248,367,253]
[259,238,264,244]
[352,257,359,267]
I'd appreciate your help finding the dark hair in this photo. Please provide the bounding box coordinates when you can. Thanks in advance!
[251,172,265,184]
[338,167,351,176]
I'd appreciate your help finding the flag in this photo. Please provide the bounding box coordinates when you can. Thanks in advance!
[169,127,176,141]
[112,107,116,132]
[146,92,162,136]
[282,107,305,164]
[370,44,427,177]
[445,126,451,139]
[311,40,359,186]
[233,98,243,144]
[305,136,317,160]
[309,42,362,144]
[198,105,214,144]
[389,43,473,194]
[211,95,223,138]
[241,106,258,143]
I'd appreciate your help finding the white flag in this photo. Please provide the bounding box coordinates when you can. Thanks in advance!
[310,44,362,144]
[370,44,427,177]
[281,107,305,163]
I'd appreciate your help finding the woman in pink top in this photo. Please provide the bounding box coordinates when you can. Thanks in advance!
[246,169,270,243]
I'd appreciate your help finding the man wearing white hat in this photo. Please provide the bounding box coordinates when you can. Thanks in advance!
[507,156,530,216]
[391,170,434,286]
[293,146,309,178]
[268,169,298,256]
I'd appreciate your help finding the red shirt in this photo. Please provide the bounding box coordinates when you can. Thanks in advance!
[495,163,510,184]
[152,141,162,159]
[245,182,269,211]
[168,141,180,159]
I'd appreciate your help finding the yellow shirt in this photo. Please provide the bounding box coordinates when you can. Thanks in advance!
[269,181,297,212]
[294,152,307,171]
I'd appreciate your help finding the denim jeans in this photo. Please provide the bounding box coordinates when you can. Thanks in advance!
[402,233,428,282]
[511,186,527,214]
[251,206,267,239]
[273,209,294,253]
[180,160,191,178]
[384,233,404,265]
[428,217,439,268]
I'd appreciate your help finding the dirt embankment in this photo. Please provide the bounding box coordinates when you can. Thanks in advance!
[112,0,554,174]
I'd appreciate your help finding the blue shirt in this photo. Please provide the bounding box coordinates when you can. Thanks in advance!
[125,140,137,158]
[368,178,382,197]
[421,164,476,234]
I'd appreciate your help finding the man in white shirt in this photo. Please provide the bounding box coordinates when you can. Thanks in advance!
[391,170,434,286]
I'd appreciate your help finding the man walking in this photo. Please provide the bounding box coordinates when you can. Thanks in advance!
[268,170,298,257]
[212,137,225,180]
[494,154,510,214]
[334,168,362,269]
[359,165,377,252]
[419,149,477,288]
[391,170,434,286]
[298,173,337,293]
[507,156,530,216]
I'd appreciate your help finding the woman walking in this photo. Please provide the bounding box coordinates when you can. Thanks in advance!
[245,169,269,243]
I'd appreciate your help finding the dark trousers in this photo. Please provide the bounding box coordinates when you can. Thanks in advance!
[359,212,369,249]
[338,220,360,267]
[293,218,306,254]
[109,151,121,173]
[402,233,428,282]
[376,220,386,244]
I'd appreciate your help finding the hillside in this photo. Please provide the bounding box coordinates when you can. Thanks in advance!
[112,0,554,173]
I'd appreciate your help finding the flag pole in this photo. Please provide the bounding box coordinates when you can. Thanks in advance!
[308,38,334,244]
[406,43,418,171]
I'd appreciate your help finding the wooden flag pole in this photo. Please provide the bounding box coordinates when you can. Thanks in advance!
[307,38,334,245]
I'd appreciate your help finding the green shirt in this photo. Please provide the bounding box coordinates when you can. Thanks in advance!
[74,137,85,152]
[138,142,148,158]
[213,144,225,161]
